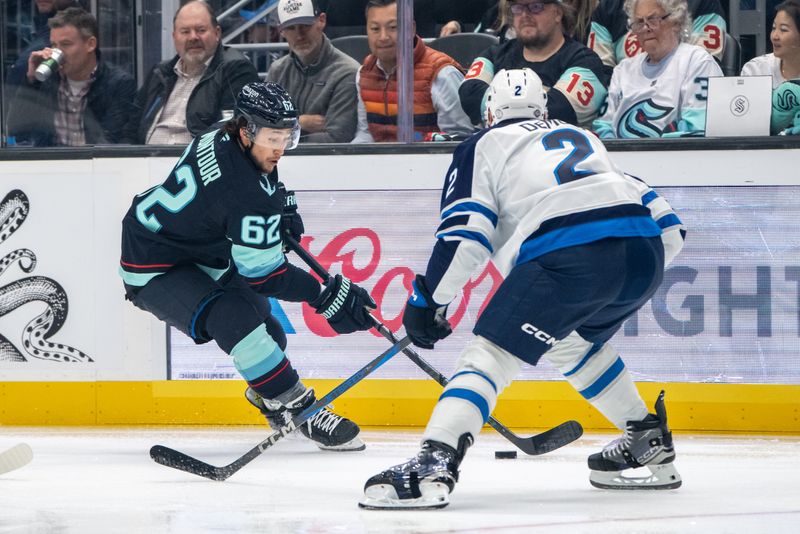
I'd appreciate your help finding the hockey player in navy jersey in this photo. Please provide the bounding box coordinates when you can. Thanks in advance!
[120,82,376,451]
[360,69,686,509]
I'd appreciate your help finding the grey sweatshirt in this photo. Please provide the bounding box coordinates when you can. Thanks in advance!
[267,35,359,143]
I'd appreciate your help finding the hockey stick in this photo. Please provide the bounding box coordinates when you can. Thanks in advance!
[0,443,33,475]
[285,236,584,455]
[150,336,411,481]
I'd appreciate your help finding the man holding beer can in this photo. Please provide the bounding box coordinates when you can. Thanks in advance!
[7,7,136,147]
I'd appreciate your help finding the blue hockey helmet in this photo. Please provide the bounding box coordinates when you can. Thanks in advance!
[235,82,301,150]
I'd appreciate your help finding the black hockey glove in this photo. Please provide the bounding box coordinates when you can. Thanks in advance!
[310,274,377,334]
[280,187,304,246]
[402,274,452,349]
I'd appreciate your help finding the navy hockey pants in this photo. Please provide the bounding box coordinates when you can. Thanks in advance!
[474,236,664,366]
[125,264,287,351]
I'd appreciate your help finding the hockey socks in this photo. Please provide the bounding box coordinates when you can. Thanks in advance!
[424,337,520,450]
[544,332,647,429]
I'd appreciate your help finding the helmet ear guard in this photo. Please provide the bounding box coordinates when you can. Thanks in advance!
[485,68,548,127]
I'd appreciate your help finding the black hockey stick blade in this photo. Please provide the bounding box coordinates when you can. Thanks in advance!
[150,336,412,481]
[150,445,233,481]
[488,418,583,455]
[284,235,584,456]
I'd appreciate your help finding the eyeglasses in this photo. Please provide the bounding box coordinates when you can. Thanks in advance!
[627,13,671,32]
[509,2,550,16]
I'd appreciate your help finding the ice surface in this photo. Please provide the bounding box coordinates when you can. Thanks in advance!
[0,427,798,533]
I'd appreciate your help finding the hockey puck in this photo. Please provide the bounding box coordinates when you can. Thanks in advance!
[494,450,517,459]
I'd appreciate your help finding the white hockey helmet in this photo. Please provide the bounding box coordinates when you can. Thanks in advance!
[485,68,548,127]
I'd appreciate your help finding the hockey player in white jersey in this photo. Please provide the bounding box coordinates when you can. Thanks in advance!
[360,68,686,510]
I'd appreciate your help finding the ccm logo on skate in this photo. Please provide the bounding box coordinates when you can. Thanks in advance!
[521,323,557,345]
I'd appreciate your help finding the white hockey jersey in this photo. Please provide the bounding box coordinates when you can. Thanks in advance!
[592,43,723,138]
[741,54,786,89]
[425,119,685,305]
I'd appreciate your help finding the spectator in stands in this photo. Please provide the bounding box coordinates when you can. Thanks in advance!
[741,0,800,134]
[122,0,258,145]
[459,0,608,127]
[6,7,135,147]
[267,0,359,143]
[352,0,474,142]
[592,0,723,138]
[589,0,727,80]
[5,0,82,88]
[437,0,497,36]
[239,7,283,74]
[563,0,598,43]
[444,1,595,44]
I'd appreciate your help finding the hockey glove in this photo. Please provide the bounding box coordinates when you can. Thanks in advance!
[280,187,304,246]
[402,274,452,349]
[311,274,377,334]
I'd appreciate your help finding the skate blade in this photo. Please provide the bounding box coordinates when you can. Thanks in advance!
[358,482,450,510]
[316,436,366,452]
[590,463,682,490]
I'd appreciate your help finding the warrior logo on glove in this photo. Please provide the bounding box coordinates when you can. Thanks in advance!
[311,274,376,334]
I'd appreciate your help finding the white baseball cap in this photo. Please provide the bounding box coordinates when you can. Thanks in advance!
[277,0,320,29]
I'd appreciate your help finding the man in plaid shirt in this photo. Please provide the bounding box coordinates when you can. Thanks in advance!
[7,7,135,147]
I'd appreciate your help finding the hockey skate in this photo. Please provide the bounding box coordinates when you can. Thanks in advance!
[245,387,365,451]
[359,435,472,510]
[588,390,682,490]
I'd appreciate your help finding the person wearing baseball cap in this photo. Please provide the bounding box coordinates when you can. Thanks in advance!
[266,0,360,142]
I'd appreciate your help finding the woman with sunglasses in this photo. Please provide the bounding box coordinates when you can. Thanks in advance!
[592,0,722,138]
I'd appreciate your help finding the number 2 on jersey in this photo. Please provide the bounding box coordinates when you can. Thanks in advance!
[135,165,198,232]
[541,130,596,184]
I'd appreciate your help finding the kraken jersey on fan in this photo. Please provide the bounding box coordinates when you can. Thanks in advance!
[589,0,727,75]
[592,43,723,138]
[120,128,287,287]
[459,38,607,127]
[424,118,684,306]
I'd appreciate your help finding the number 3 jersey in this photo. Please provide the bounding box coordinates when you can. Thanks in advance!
[589,0,727,73]
[592,43,723,138]
[424,119,685,306]
[120,128,287,288]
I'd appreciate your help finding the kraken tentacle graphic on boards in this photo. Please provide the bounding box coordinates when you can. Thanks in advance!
[0,190,92,362]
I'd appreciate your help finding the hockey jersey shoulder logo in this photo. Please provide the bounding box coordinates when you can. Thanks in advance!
[259,175,277,196]
[623,32,642,58]
[618,99,674,138]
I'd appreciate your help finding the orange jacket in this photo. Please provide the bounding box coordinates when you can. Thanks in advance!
[359,36,463,141]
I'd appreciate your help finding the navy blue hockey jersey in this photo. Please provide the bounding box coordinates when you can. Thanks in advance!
[120,129,287,287]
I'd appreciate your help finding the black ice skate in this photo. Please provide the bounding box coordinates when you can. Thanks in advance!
[245,387,365,451]
[359,434,472,510]
[588,390,682,490]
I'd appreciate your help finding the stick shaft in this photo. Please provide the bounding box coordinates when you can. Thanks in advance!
[284,236,582,455]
